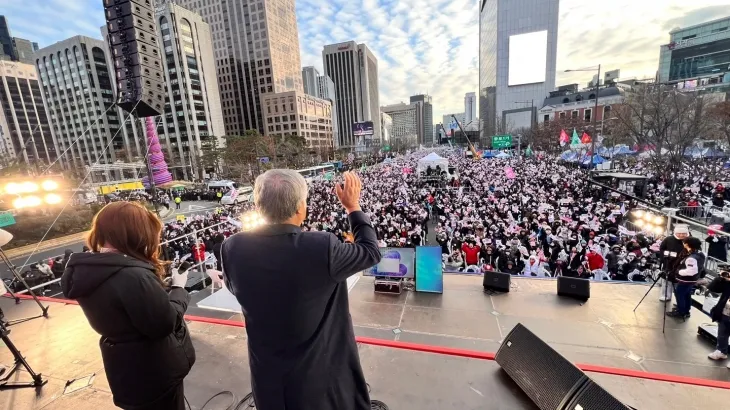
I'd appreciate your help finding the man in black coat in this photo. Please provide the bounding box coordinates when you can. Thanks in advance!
[222,170,381,410]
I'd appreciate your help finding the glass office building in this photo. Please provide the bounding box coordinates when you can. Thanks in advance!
[478,0,559,139]
[658,17,730,93]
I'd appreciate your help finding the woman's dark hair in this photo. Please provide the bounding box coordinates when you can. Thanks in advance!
[683,237,702,252]
[87,201,167,279]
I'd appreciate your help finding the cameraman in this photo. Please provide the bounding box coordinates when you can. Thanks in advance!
[658,224,689,302]
[666,237,704,320]
[706,270,730,365]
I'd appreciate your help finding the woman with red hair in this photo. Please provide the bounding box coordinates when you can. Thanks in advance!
[62,202,195,409]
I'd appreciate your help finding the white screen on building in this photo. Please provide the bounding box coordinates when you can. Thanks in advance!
[508,31,548,86]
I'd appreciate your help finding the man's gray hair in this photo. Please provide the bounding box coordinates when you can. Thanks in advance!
[254,169,308,223]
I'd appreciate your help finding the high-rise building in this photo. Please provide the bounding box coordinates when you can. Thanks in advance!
[381,111,392,144]
[409,94,432,145]
[0,16,13,61]
[464,92,476,124]
[12,37,34,64]
[658,16,730,94]
[381,103,419,147]
[154,2,225,180]
[323,41,380,147]
[316,74,338,147]
[172,0,303,136]
[302,66,319,97]
[0,60,58,167]
[479,0,559,138]
[35,36,130,179]
[261,90,333,150]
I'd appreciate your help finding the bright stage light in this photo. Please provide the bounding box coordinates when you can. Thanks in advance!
[635,219,645,228]
[44,193,62,204]
[633,209,645,219]
[13,197,25,209]
[653,226,665,236]
[653,215,664,225]
[5,182,20,195]
[41,180,59,191]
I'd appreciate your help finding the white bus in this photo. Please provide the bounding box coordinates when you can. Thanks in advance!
[297,164,335,181]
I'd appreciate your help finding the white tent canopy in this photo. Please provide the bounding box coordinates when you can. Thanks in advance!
[417,152,449,173]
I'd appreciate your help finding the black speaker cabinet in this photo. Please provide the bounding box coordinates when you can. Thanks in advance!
[184,270,212,292]
[557,276,590,301]
[563,379,632,410]
[483,271,510,292]
[104,0,164,117]
[496,323,588,410]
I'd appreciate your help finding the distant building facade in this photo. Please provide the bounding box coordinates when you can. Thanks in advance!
[0,60,57,167]
[35,36,128,179]
[464,92,476,124]
[262,90,334,150]
[409,94,433,145]
[658,16,730,94]
[323,41,380,147]
[154,2,225,180]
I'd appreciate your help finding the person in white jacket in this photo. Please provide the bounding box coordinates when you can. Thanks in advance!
[523,255,545,277]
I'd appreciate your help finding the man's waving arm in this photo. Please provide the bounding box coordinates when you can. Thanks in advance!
[328,172,382,281]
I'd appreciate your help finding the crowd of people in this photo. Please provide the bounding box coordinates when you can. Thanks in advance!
[298,150,674,281]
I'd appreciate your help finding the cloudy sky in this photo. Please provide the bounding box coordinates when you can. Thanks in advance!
[3,0,728,123]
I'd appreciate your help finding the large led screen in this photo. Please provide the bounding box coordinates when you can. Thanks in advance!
[508,30,548,86]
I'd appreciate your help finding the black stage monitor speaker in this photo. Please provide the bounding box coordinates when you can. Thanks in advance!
[496,323,631,410]
[496,323,588,410]
[483,271,510,292]
[104,0,164,117]
[184,270,212,292]
[557,276,590,301]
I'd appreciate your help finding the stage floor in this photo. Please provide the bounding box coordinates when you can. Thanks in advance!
[1,275,729,409]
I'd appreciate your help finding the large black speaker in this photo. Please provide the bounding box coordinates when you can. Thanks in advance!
[557,276,590,301]
[495,324,631,410]
[496,323,588,410]
[104,0,164,117]
[483,271,510,292]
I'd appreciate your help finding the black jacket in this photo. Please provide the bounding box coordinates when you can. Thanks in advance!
[222,211,381,410]
[61,253,195,410]
[708,276,730,322]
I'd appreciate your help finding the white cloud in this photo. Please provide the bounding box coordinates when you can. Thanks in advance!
[3,0,728,127]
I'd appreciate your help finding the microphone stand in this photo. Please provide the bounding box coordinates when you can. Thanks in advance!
[0,247,49,325]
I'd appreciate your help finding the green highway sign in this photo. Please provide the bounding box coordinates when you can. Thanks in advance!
[492,135,513,149]
[0,211,16,228]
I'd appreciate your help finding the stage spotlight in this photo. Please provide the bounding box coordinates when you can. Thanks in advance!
[24,196,42,207]
[635,219,645,228]
[5,182,20,195]
[44,193,62,205]
[41,180,59,191]
[653,215,664,225]
[633,209,645,219]
[12,197,25,209]
[653,226,665,236]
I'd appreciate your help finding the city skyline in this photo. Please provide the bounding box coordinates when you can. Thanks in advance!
[2,0,728,125]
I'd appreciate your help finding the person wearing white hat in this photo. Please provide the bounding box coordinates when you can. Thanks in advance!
[658,224,690,302]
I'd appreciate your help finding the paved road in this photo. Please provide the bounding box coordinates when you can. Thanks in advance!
[2,200,222,280]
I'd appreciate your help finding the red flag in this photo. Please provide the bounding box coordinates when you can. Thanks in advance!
[581,132,592,144]
[559,129,569,143]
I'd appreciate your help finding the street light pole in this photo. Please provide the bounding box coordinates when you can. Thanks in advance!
[591,64,601,171]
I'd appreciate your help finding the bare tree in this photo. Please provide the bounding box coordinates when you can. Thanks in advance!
[613,84,715,204]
